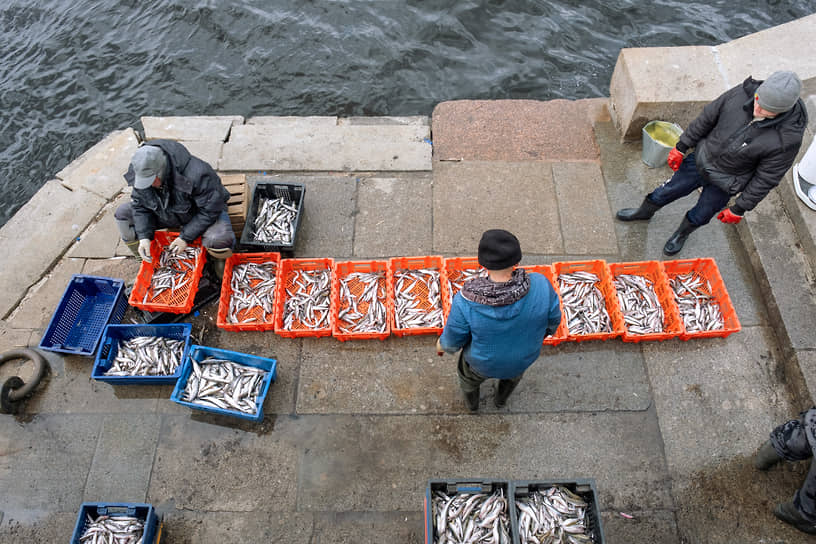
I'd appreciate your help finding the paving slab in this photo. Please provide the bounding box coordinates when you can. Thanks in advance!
[353,174,432,258]
[7,257,85,330]
[431,99,601,162]
[0,323,35,354]
[220,123,431,171]
[175,140,223,168]
[338,115,429,126]
[148,415,299,511]
[313,511,423,543]
[141,115,244,141]
[81,256,142,288]
[552,162,618,255]
[601,510,680,544]
[0,512,76,543]
[57,129,138,200]
[247,116,337,128]
[158,511,314,543]
[433,161,562,255]
[68,196,128,259]
[0,180,105,319]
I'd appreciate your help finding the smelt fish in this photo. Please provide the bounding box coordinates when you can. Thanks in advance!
[394,268,443,329]
[253,196,298,244]
[337,271,388,334]
[613,273,664,335]
[431,488,511,544]
[144,245,201,304]
[228,261,278,324]
[669,272,725,332]
[447,267,487,305]
[516,485,593,544]
[79,514,144,544]
[281,268,332,331]
[558,272,612,335]
[105,335,185,376]
[181,356,268,415]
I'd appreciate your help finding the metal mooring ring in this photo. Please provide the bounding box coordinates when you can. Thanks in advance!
[0,348,47,413]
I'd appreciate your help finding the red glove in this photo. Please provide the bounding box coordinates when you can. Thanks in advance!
[717,208,742,224]
[667,148,684,171]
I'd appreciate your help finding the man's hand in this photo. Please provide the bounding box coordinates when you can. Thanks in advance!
[436,338,444,357]
[169,237,188,254]
[667,148,684,171]
[717,208,743,224]
[138,239,152,262]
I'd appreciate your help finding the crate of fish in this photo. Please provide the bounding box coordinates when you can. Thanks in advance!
[216,252,281,331]
[521,264,569,346]
[91,323,192,384]
[608,261,683,343]
[71,502,160,544]
[443,257,486,314]
[390,256,449,336]
[128,231,206,314]
[39,275,128,357]
[425,479,512,544]
[552,260,625,342]
[511,479,605,544]
[273,258,335,338]
[332,260,392,341]
[662,258,741,340]
[240,182,305,252]
[171,344,277,422]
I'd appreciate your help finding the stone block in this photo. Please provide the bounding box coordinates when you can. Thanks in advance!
[141,115,244,141]
[338,116,429,126]
[68,195,129,259]
[433,161,562,255]
[159,511,313,543]
[176,140,223,168]
[57,129,139,200]
[313,512,423,543]
[0,180,105,318]
[246,115,337,128]
[8,258,85,330]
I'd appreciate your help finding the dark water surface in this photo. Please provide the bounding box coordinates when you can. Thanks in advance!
[0,1,813,227]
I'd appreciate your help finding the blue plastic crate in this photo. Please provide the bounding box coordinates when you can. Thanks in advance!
[39,275,128,357]
[92,323,193,384]
[425,479,511,544]
[71,502,158,544]
[511,479,605,544]
[170,344,277,422]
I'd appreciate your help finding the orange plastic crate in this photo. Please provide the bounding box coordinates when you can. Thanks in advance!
[521,264,569,346]
[274,258,334,338]
[608,261,683,343]
[662,258,741,340]
[552,260,625,342]
[389,256,449,337]
[129,231,206,314]
[332,260,392,341]
[216,252,281,331]
[443,257,485,315]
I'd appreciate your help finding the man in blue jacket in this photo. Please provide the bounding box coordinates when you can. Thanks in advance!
[436,229,562,411]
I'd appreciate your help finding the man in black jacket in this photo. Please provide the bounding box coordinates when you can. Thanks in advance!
[116,140,235,277]
[616,71,808,255]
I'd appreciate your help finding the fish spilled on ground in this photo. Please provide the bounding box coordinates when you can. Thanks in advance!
[104,335,185,376]
[79,514,144,544]
[282,268,331,331]
[144,245,200,303]
[613,273,664,335]
[394,268,443,329]
[516,486,594,544]
[558,271,611,335]
[669,272,724,332]
[253,196,297,245]
[337,271,387,334]
[228,261,278,324]
[431,488,511,544]
[180,356,267,415]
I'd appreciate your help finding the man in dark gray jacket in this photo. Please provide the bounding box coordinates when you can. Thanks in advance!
[616,71,808,255]
[116,140,235,277]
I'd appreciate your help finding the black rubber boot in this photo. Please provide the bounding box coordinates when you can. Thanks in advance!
[663,215,699,256]
[754,439,783,471]
[774,502,816,535]
[464,389,480,412]
[494,379,519,408]
[616,197,662,222]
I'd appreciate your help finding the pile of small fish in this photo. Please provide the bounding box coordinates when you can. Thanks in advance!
[253,196,298,244]
[180,356,268,415]
[431,489,511,544]
[282,269,331,331]
[669,272,725,332]
[558,271,612,335]
[144,245,200,303]
[104,335,185,377]
[337,271,388,334]
[79,514,144,544]
[447,267,487,305]
[516,486,594,544]
[227,261,278,324]
[613,273,665,335]
[394,268,443,329]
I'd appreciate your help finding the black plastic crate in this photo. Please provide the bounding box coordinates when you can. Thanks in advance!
[240,182,305,253]
[511,479,605,544]
[425,479,511,544]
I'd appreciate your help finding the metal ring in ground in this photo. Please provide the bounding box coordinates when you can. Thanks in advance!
[0,348,47,401]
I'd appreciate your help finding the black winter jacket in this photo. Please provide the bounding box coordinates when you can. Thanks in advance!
[676,76,808,213]
[123,140,230,242]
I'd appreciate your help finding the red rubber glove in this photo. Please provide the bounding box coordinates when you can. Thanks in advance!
[667,148,684,171]
[717,208,742,224]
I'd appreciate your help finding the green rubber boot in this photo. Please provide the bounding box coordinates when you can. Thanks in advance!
[206,247,233,283]
[124,240,140,258]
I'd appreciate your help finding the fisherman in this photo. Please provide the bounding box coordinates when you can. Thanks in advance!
[116,140,235,279]
[436,229,562,411]
[755,408,816,535]
[616,70,807,255]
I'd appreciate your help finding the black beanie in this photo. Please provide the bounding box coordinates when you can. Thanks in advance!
[478,229,522,270]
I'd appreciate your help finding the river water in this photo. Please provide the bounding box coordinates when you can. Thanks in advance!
[0,1,813,227]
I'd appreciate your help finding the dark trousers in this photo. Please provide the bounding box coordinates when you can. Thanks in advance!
[771,410,816,522]
[114,201,235,250]
[456,352,523,394]
[646,153,731,226]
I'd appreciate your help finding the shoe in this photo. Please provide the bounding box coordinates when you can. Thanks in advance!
[774,502,816,535]
[754,439,782,470]
[463,389,480,412]
[663,215,699,256]
[494,379,519,408]
[616,197,662,221]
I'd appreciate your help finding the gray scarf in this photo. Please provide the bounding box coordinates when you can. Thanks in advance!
[461,268,530,306]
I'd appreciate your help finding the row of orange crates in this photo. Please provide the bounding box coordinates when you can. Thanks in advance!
[208,253,741,343]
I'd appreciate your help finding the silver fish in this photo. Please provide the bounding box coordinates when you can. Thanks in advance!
[669,272,725,332]
[181,356,268,415]
[432,488,511,544]
[143,245,201,303]
[104,335,185,376]
[79,514,144,544]
[446,267,487,306]
[558,272,612,335]
[394,268,443,329]
[516,486,593,544]
[228,261,278,324]
[252,196,298,244]
[337,271,388,334]
[281,268,332,331]
[613,273,665,335]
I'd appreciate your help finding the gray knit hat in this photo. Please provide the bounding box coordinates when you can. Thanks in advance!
[756,71,802,114]
[130,145,166,189]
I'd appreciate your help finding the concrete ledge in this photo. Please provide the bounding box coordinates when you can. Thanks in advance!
[142,116,244,141]
[56,129,139,200]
